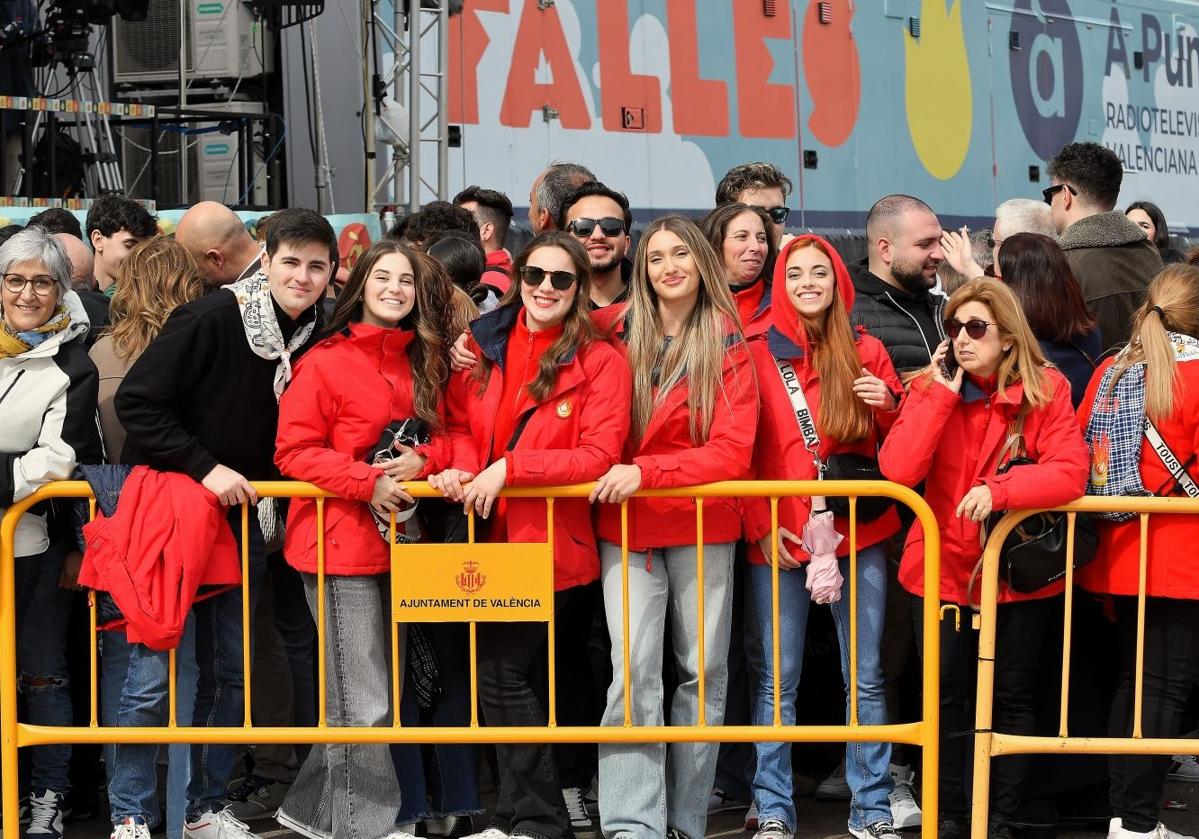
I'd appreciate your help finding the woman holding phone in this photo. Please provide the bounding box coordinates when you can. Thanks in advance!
[430,231,631,839]
[878,278,1087,839]
[273,240,457,839]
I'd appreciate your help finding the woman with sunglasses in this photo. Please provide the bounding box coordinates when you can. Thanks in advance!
[591,215,758,839]
[273,240,458,839]
[701,203,779,338]
[878,278,1087,839]
[429,231,631,839]
[741,235,903,839]
[0,226,102,832]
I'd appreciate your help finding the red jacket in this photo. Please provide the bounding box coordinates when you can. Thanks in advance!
[483,249,513,294]
[879,368,1088,605]
[595,315,759,551]
[275,323,452,576]
[79,466,241,651]
[1077,356,1199,599]
[744,235,903,563]
[445,304,632,591]
[734,278,772,339]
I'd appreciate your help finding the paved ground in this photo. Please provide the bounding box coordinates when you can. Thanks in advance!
[57,770,1199,838]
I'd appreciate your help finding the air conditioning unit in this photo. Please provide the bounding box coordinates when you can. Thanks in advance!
[111,0,271,84]
[121,101,269,206]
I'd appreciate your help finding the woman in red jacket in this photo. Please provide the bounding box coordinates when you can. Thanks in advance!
[273,240,457,839]
[701,202,778,339]
[429,231,632,839]
[743,235,903,839]
[1078,264,1199,839]
[590,215,758,839]
[878,278,1088,839]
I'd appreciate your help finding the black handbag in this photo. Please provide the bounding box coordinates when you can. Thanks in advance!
[982,411,1098,594]
[822,453,894,521]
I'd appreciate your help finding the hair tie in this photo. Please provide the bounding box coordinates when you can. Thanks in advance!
[1152,305,1165,317]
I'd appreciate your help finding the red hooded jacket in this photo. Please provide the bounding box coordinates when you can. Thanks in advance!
[79,466,241,650]
[445,303,632,591]
[879,368,1088,605]
[734,279,772,339]
[594,310,759,552]
[744,235,903,563]
[275,323,452,576]
[1076,356,1199,599]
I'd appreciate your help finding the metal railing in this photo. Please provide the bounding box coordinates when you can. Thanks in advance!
[0,479,943,838]
[970,497,1199,839]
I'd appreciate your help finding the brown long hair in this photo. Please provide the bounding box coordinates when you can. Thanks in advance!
[107,237,205,360]
[917,278,1050,407]
[787,238,874,443]
[700,202,778,287]
[474,231,599,403]
[627,215,745,444]
[998,233,1096,342]
[1112,264,1199,420]
[323,239,456,430]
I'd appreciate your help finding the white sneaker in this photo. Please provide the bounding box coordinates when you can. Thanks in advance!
[745,802,760,832]
[274,809,331,839]
[815,760,851,801]
[888,764,922,830]
[462,830,509,839]
[183,809,264,839]
[111,818,153,839]
[1109,818,1123,839]
[1115,823,1196,839]
[1168,755,1199,781]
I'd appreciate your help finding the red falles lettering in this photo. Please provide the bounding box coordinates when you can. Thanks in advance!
[666,0,729,136]
[596,0,661,132]
[802,0,859,146]
[499,0,590,129]
[732,0,796,139]
[447,0,508,125]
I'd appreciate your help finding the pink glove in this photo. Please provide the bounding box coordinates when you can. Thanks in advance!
[805,554,844,604]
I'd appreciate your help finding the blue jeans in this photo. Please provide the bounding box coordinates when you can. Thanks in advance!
[747,545,893,832]
[392,623,482,824]
[597,541,736,839]
[15,547,73,794]
[185,512,266,820]
[102,618,198,838]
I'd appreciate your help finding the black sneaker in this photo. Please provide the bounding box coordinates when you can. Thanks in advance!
[939,819,968,839]
[224,774,289,821]
[561,787,597,837]
[25,789,66,838]
[850,822,901,839]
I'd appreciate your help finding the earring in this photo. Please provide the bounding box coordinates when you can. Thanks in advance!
[1003,345,1012,352]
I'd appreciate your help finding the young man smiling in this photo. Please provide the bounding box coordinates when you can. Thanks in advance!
[559,181,632,309]
[115,208,336,839]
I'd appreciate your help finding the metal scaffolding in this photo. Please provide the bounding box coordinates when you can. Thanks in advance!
[363,0,449,214]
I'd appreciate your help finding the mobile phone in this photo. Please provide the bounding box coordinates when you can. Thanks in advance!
[939,345,960,380]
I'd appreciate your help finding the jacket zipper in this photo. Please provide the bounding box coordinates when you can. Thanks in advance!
[0,369,26,410]
[883,291,943,361]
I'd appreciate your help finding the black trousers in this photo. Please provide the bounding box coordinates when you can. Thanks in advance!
[478,587,584,839]
[1108,596,1199,833]
[550,580,603,789]
[912,595,1059,826]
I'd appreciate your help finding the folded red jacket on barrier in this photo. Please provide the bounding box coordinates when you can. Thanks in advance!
[79,465,241,650]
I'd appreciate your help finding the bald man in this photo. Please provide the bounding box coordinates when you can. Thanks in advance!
[176,200,264,286]
[56,232,95,292]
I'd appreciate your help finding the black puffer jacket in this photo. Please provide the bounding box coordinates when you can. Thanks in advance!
[848,259,946,373]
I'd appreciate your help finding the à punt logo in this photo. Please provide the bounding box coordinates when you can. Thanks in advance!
[455,560,486,594]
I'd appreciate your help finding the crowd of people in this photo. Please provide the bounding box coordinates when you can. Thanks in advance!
[2,140,1198,839]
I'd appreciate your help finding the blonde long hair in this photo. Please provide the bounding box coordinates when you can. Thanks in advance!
[107,237,206,360]
[1111,263,1199,420]
[918,278,1050,408]
[627,215,744,444]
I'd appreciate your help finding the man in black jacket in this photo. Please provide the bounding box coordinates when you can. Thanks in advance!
[115,208,334,839]
[851,194,948,373]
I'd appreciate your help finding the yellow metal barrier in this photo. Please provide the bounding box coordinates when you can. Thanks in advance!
[1,479,942,838]
[970,497,1199,839]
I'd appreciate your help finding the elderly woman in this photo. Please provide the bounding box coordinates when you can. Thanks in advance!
[0,225,102,835]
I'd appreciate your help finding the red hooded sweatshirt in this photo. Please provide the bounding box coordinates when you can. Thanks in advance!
[743,235,903,563]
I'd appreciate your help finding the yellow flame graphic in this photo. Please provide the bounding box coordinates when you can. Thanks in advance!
[904,0,972,180]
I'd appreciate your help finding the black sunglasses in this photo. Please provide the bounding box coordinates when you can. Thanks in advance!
[1041,183,1077,205]
[519,265,578,291]
[567,216,626,238]
[764,205,790,224]
[945,318,995,340]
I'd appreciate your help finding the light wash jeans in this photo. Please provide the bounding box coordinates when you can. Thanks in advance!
[277,573,402,839]
[747,545,893,833]
[102,617,197,839]
[597,541,736,839]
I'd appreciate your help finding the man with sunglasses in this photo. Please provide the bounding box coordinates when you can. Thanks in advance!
[715,162,793,245]
[1046,142,1162,354]
[560,181,632,309]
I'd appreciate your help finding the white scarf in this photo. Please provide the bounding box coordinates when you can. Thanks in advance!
[225,269,316,400]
